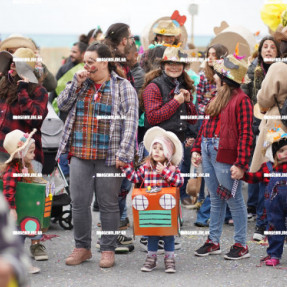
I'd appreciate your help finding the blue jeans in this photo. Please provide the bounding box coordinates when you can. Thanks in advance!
[59,153,70,176]
[247,183,259,212]
[201,137,247,245]
[148,236,174,252]
[119,178,132,218]
[256,182,267,228]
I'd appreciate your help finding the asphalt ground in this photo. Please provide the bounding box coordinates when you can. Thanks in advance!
[26,183,287,287]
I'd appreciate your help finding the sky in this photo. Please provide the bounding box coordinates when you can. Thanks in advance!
[0,0,270,38]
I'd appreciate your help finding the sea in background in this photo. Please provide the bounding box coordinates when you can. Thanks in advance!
[0,33,213,49]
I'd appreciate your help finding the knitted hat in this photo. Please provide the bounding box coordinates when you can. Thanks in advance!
[0,35,37,52]
[263,125,287,162]
[153,20,180,36]
[161,47,187,64]
[144,127,183,165]
[0,48,38,83]
[3,129,36,164]
[213,54,248,86]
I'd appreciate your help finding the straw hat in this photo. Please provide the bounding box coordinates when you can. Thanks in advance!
[153,20,180,36]
[263,125,287,162]
[0,35,37,52]
[143,127,183,165]
[213,54,248,85]
[3,129,37,164]
[161,47,187,63]
[253,103,264,120]
[0,48,38,83]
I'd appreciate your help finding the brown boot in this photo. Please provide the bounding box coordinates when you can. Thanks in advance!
[99,251,115,268]
[65,248,92,266]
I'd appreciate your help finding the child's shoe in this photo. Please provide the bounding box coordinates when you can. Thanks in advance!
[30,243,48,261]
[141,256,157,272]
[164,257,176,273]
[28,265,40,274]
[265,258,280,266]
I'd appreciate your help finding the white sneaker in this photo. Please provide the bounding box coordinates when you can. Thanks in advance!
[28,265,40,274]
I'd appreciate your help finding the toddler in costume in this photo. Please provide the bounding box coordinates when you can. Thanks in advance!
[0,128,44,273]
[121,126,184,273]
[234,126,287,266]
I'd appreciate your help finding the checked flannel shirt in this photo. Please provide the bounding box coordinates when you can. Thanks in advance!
[191,96,253,170]
[56,71,138,166]
[196,72,216,115]
[121,162,184,188]
[242,162,287,185]
[1,163,21,209]
[143,83,197,126]
[0,82,48,164]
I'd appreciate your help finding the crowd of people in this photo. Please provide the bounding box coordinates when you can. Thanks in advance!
[1,17,287,286]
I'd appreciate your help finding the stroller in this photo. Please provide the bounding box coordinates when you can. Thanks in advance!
[41,102,73,230]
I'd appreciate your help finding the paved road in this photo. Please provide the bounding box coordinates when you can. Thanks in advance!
[26,184,287,287]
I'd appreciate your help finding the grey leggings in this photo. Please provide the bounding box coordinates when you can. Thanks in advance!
[70,157,121,251]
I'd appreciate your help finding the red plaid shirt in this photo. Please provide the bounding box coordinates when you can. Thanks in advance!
[0,82,48,164]
[121,162,184,188]
[143,83,197,126]
[192,97,253,169]
[242,162,287,185]
[196,72,216,115]
[1,163,21,209]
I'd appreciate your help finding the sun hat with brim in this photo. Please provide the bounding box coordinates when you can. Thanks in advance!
[3,129,37,164]
[153,20,181,36]
[0,48,38,83]
[0,35,37,52]
[161,47,188,64]
[144,126,183,165]
[253,103,264,120]
[213,54,248,86]
[263,125,287,162]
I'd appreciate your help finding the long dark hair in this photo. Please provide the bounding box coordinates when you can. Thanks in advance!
[104,23,129,50]
[0,74,37,104]
[86,42,125,78]
[257,36,280,66]
[205,44,228,83]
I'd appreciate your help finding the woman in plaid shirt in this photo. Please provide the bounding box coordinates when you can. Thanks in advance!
[191,54,253,260]
[121,126,183,273]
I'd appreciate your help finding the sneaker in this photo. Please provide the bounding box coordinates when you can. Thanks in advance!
[99,251,115,268]
[65,248,92,265]
[260,255,271,262]
[139,237,148,252]
[30,244,48,261]
[247,213,256,222]
[115,243,134,254]
[117,234,133,245]
[253,226,266,241]
[28,265,41,274]
[194,221,209,227]
[181,197,194,209]
[141,256,157,272]
[265,258,280,266]
[224,243,250,260]
[194,239,221,257]
[119,217,130,230]
[164,257,176,273]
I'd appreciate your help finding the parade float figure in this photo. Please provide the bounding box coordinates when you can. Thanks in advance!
[121,126,183,273]
[238,126,287,267]
[191,53,253,260]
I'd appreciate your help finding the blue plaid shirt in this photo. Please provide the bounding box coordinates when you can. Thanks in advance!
[56,71,138,166]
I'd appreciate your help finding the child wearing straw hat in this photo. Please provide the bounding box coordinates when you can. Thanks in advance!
[235,126,287,266]
[121,126,183,273]
[1,128,44,274]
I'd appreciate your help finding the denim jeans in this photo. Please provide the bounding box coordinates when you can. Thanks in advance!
[118,177,132,218]
[256,182,267,228]
[201,137,247,245]
[247,183,259,212]
[148,236,174,252]
[180,145,192,200]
